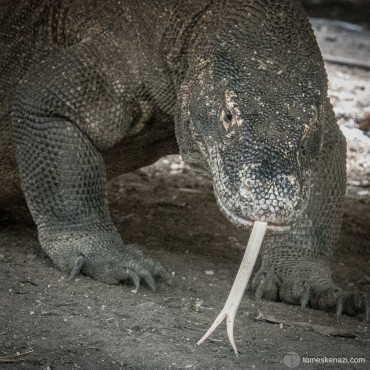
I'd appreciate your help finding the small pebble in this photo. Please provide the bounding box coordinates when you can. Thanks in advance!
[358,190,369,196]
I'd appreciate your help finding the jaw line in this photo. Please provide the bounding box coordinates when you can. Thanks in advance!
[215,192,291,232]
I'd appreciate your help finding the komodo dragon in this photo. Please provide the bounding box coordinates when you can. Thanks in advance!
[0,0,367,318]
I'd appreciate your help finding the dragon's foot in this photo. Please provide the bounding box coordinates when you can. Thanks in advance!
[39,227,170,291]
[252,259,369,320]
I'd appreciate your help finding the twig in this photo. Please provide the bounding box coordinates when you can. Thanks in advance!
[0,350,34,363]
[258,315,357,338]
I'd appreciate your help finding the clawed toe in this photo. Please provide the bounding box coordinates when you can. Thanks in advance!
[252,266,368,319]
[300,281,310,309]
[343,291,369,320]
[252,271,266,300]
[138,269,156,291]
[124,268,141,290]
[252,270,280,301]
[60,239,169,291]
[69,254,85,280]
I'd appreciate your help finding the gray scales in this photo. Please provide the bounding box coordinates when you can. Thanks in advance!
[0,0,368,318]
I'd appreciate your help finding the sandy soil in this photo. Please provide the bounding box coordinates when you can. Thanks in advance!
[1,2,369,370]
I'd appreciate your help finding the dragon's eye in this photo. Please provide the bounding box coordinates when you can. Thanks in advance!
[225,110,233,122]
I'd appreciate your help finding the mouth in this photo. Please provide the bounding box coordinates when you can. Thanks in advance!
[215,193,291,233]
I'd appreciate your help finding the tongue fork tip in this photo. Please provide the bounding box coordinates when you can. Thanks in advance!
[197,221,268,354]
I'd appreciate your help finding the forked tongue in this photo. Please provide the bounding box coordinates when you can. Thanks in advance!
[197,221,268,355]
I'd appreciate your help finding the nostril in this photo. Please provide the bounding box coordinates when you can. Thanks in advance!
[240,179,253,199]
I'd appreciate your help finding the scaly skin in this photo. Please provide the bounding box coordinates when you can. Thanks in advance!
[1,0,367,317]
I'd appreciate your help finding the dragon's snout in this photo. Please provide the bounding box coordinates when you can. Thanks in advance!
[214,163,311,231]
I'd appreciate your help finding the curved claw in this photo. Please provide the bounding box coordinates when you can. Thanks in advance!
[254,273,266,301]
[118,268,155,292]
[69,254,85,280]
[300,281,310,309]
[251,271,261,290]
[143,274,156,292]
[126,269,140,291]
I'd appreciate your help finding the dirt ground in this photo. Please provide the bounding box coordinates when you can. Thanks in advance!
[1,2,369,369]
